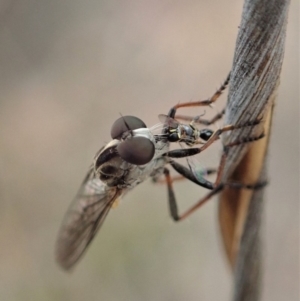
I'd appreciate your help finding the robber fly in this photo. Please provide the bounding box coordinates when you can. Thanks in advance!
[55,112,217,270]
[55,74,263,270]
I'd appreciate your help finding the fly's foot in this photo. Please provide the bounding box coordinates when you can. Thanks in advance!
[224,132,265,148]
[224,180,268,190]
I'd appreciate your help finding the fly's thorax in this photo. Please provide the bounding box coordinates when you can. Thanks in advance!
[176,124,196,146]
[131,127,153,140]
[181,124,195,139]
[122,155,167,189]
[93,126,168,189]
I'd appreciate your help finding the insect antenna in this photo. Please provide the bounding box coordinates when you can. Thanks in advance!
[119,113,133,135]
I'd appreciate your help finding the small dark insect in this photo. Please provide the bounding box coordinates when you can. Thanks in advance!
[55,73,264,270]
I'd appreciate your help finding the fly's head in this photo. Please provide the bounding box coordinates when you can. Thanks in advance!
[94,116,156,187]
[111,116,156,165]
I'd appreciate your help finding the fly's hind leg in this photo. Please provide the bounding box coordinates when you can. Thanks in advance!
[164,130,266,221]
[164,164,266,222]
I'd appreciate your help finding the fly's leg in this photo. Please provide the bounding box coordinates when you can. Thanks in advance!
[212,132,265,185]
[164,131,266,221]
[165,120,263,159]
[163,167,215,221]
[163,168,180,221]
[164,163,267,222]
[168,159,265,190]
[174,108,225,126]
[168,160,214,189]
[168,73,230,119]
[154,168,216,185]
[168,182,266,222]
[153,175,187,184]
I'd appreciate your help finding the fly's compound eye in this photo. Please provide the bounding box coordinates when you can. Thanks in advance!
[200,129,214,141]
[117,136,155,165]
[111,116,147,140]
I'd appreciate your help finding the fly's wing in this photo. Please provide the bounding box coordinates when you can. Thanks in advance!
[55,166,122,270]
[158,114,179,128]
[187,156,208,181]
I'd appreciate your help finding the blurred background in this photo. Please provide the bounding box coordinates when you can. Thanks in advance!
[0,1,298,300]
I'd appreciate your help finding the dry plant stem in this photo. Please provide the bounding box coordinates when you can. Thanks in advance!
[219,105,274,266]
[216,0,290,300]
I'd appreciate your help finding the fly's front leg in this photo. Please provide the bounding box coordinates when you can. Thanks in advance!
[174,108,225,126]
[165,119,262,159]
[168,73,230,119]
[197,119,262,151]
[213,132,266,185]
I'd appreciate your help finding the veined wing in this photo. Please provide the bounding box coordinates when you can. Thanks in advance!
[55,166,122,270]
[158,114,179,128]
